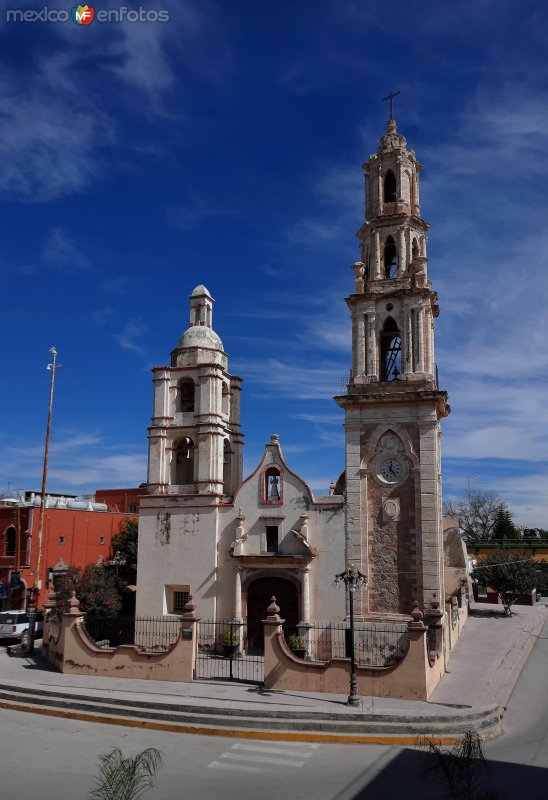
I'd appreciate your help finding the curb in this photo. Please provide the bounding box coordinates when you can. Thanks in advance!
[0,699,463,746]
[497,611,547,710]
[0,681,502,743]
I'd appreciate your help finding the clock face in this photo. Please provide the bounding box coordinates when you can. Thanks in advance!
[380,458,402,483]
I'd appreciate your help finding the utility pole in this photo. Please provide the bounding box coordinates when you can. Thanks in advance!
[28,347,60,654]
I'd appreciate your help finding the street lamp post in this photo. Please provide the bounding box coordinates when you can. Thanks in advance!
[109,551,127,580]
[28,347,60,655]
[334,564,367,707]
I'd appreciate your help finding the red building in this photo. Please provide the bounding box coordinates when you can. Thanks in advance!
[0,498,133,611]
[94,487,145,514]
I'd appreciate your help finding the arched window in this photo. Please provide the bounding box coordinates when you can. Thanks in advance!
[263,466,282,504]
[178,379,195,413]
[223,439,232,495]
[384,236,398,279]
[380,318,402,381]
[383,170,397,203]
[412,238,419,261]
[222,383,230,417]
[174,438,194,484]
[5,526,15,557]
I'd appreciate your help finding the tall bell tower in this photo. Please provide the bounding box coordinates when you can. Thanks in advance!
[147,285,244,500]
[335,114,450,617]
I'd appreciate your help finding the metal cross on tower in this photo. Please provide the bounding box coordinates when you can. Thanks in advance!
[382,90,400,120]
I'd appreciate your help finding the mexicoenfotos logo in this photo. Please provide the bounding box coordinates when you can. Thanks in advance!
[6,6,170,23]
[71,4,94,24]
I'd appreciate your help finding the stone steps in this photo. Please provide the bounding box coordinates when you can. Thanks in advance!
[0,681,502,741]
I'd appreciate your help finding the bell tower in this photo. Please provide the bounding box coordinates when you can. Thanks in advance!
[335,115,450,617]
[147,285,244,500]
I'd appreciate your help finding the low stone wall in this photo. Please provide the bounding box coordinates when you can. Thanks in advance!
[262,602,446,702]
[42,593,198,683]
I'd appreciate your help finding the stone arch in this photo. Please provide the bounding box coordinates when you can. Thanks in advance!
[362,423,419,469]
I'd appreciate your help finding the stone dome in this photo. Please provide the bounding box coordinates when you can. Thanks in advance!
[176,325,224,351]
[190,285,212,298]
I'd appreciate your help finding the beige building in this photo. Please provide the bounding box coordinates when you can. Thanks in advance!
[136,116,452,647]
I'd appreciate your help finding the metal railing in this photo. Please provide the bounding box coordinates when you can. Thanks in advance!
[283,621,409,667]
[83,616,181,652]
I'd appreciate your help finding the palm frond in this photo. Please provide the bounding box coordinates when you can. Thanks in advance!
[89,747,162,800]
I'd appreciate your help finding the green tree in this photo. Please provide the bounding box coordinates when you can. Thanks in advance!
[77,563,122,618]
[471,549,539,615]
[491,508,517,541]
[444,490,508,543]
[89,748,162,800]
[111,517,138,584]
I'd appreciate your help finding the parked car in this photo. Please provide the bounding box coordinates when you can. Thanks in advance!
[0,610,44,646]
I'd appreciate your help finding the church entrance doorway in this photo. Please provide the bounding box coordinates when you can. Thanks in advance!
[246,576,299,653]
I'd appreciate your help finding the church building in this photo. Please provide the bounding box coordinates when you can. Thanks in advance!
[136,116,452,647]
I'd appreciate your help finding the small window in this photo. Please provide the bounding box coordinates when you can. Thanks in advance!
[5,526,16,557]
[173,591,190,614]
[266,526,278,553]
[128,504,137,514]
[99,536,105,545]
[59,536,65,545]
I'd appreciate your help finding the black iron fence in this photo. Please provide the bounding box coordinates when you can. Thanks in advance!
[283,621,409,667]
[195,619,264,684]
[83,616,181,652]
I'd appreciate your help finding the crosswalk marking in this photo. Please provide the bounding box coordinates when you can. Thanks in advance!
[208,761,265,773]
[221,752,307,767]
[206,740,321,774]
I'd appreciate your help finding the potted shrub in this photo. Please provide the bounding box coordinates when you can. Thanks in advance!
[287,633,306,659]
[223,627,240,658]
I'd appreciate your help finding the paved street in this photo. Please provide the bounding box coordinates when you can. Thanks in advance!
[0,617,546,799]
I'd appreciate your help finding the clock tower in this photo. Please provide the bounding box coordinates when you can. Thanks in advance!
[335,115,450,618]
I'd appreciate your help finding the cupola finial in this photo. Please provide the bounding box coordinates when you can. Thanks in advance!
[382,90,400,122]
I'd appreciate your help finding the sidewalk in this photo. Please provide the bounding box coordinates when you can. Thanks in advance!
[0,602,545,743]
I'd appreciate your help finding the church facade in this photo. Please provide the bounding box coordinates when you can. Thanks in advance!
[136,117,451,641]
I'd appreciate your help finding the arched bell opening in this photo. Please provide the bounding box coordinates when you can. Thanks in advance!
[173,437,194,485]
[383,170,397,203]
[380,317,402,381]
[177,378,195,413]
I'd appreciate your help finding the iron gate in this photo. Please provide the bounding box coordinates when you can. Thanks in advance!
[194,619,264,684]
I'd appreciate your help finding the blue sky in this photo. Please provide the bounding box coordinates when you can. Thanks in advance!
[1,0,547,526]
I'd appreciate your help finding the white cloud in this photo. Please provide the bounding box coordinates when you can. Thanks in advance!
[114,319,148,355]
[43,227,91,272]
[1,433,147,493]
